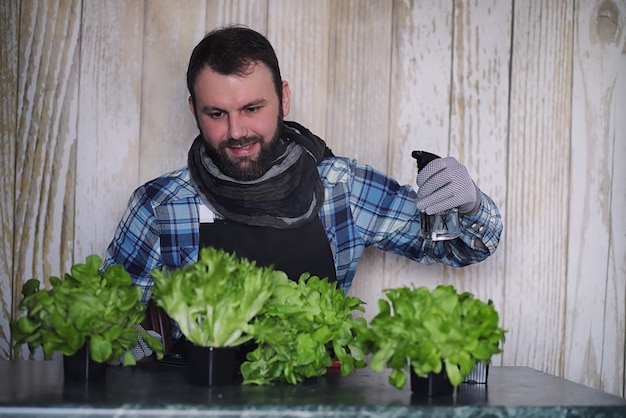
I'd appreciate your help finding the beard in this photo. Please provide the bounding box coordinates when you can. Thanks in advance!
[202,118,285,181]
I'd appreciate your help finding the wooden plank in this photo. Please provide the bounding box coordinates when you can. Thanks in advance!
[325,0,393,166]
[74,0,144,259]
[205,0,268,32]
[602,45,626,398]
[565,0,626,396]
[267,0,332,136]
[138,0,207,184]
[611,4,626,394]
[324,0,393,316]
[381,0,455,315]
[0,0,19,360]
[11,0,82,359]
[611,56,626,396]
[445,0,512,364]
[504,0,573,377]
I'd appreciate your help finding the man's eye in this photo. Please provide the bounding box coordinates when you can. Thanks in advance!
[209,111,223,119]
[245,106,259,113]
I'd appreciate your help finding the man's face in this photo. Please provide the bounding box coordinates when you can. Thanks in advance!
[189,62,291,180]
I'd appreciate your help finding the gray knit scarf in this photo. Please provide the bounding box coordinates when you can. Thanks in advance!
[188,121,331,229]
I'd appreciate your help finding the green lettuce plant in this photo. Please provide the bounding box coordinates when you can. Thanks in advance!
[354,285,505,389]
[10,255,163,365]
[150,247,282,348]
[242,273,367,385]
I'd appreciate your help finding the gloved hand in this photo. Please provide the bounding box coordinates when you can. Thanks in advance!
[415,156,482,215]
[108,324,161,366]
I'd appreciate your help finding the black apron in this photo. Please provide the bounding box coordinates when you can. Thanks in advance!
[164,215,337,362]
[199,216,337,283]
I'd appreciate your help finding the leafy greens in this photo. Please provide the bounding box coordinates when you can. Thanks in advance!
[150,247,283,348]
[11,255,163,365]
[355,285,505,388]
[242,273,367,385]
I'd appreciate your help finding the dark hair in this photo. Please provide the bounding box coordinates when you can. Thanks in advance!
[186,25,283,107]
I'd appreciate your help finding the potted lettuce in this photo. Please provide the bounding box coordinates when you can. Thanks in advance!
[150,247,283,386]
[10,255,163,380]
[354,285,505,395]
[242,273,367,385]
[150,247,367,386]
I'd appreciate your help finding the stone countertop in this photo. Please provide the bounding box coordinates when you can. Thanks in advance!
[1,360,624,417]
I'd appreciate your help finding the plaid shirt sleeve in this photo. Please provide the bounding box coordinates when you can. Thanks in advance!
[319,158,502,290]
[101,169,200,302]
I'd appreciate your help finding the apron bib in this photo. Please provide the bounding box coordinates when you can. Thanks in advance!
[199,216,336,282]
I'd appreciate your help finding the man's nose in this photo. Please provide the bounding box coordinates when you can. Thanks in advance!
[227,114,247,140]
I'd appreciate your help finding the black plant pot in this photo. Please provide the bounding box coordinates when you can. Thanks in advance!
[187,345,240,386]
[410,367,454,397]
[63,342,107,381]
[463,361,489,384]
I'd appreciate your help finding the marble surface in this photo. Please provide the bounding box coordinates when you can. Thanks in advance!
[1,359,624,417]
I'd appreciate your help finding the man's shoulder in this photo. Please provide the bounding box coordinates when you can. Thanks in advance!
[134,167,198,204]
[318,156,356,185]
[318,156,383,185]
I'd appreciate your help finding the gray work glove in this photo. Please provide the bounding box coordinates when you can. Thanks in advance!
[415,156,482,215]
[108,324,161,366]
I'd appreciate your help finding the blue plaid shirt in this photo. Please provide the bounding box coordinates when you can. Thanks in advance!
[102,156,501,301]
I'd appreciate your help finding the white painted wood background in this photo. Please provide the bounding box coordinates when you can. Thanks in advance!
[1,0,624,397]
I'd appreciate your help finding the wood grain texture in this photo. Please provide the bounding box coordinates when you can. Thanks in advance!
[326,0,393,166]
[325,0,394,317]
[139,0,206,184]
[565,0,626,396]
[0,0,19,359]
[503,0,573,377]
[446,0,511,365]
[73,0,144,262]
[611,1,626,396]
[389,0,455,186]
[205,0,268,32]
[267,0,332,136]
[11,0,82,360]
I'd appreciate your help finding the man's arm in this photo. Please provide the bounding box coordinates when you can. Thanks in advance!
[101,186,162,302]
[346,160,501,267]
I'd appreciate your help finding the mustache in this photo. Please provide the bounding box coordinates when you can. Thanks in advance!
[220,136,263,150]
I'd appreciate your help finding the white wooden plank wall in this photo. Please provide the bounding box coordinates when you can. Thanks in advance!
[0,0,624,397]
[505,0,573,380]
[0,0,19,361]
[566,0,626,393]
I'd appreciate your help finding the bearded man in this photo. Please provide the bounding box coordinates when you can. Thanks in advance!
[102,25,502,351]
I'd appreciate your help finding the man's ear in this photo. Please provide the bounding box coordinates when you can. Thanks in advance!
[188,96,202,131]
[281,81,291,118]
[188,96,196,117]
